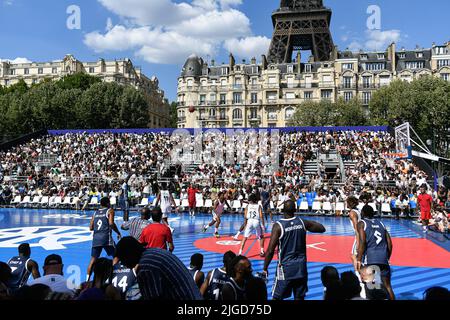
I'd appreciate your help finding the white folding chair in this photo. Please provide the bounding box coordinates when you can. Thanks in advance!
[20,196,31,208]
[196,198,205,208]
[11,195,22,206]
[323,202,333,213]
[89,197,99,208]
[204,199,213,208]
[232,200,241,211]
[312,201,322,212]
[70,197,80,210]
[180,199,189,208]
[52,197,62,208]
[381,203,392,215]
[110,197,117,207]
[299,201,309,211]
[138,198,149,207]
[62,197,72,208]
[30,196,41,208]
[40,196,49,208]
[335,202,345,213]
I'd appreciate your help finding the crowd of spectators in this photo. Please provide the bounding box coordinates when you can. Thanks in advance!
[0,130,448,224]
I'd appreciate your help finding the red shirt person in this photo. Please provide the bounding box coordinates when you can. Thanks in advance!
[417,185,433,231]
[140,207,174,252]
[187,185,199,216]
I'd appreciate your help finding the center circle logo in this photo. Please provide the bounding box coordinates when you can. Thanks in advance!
[0,226,92,250]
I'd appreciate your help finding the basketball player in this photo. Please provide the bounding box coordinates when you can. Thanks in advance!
[222,255,253,301]
[347,196,362,272]
[260,184,272,223]
[233,187,258,240]
[263,200,326,300]
[238,194,266,257]
[87,197,122,281]
[155,182,177,232]
[356,205,395,300]
[202,192,231,238]
[187,253,205,289]
[7,243,40,291]
[200,251,236,300]
[111,258,138,300]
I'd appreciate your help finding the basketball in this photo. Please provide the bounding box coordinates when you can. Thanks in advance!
[189,106,195,113]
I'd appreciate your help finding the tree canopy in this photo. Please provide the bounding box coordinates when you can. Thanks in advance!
[0,73,150,140]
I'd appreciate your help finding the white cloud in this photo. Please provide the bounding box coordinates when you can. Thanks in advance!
[3,0,13,6]
[223,36,271,59]
[0,57,32,64]
[343,29,402,52]
[364,29,401,51]
[85,0,264,65]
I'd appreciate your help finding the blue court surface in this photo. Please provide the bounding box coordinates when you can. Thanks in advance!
[0,208,449,300]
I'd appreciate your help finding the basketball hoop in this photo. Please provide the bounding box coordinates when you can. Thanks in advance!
[383,152,409,160]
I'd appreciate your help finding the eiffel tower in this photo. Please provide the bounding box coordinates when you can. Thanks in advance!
[267,0,334,64]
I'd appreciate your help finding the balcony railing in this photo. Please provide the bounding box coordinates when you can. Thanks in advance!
[248,115,261,121]
[318,82,336,88]
[267,115,278,121]
[177,116,186,123]
[339,84,357,89]
[197,116,229,122]
[359,83,380,89]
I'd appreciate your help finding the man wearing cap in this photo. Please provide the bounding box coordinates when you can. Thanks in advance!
[121,207,152,241]
[29,254,75,297]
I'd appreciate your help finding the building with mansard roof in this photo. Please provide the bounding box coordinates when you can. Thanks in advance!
[0,54,170,128]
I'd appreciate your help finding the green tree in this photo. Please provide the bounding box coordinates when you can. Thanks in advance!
[369,75,450,162]
[169,101,178,128]
[334,98,368,126]
[5,79,29,95]
[57,72,101,91]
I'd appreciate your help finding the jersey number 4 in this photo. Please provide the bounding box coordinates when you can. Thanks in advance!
[112,276,128,292]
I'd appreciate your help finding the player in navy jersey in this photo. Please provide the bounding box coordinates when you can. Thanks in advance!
[263,200,326,300]
[357,205,395,300]
[200,251,236,300]
[187,253,205,289]
[87,197,122,281]
[7,243,40,291]
[111,260,138,300]
[222,255,253,301]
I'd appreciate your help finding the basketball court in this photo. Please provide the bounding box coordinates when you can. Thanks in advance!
[0,208,448,300]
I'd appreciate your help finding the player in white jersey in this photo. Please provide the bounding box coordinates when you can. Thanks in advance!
[203,192,231,238]
[346,196,362,272]
[238,194,266,257]
[156,182,177,232]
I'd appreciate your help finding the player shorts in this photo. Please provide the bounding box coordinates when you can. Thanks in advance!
[91,245,115,258]
[272,277,308,300]
[212,211,222,222]
[243,219,263,239]
[421,210,431,220]
[351,238,358,255]
[188,200,196,209]
[364,264,391,280]
[161,205,171,218]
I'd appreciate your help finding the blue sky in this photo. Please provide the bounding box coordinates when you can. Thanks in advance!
[0,0,449,101]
